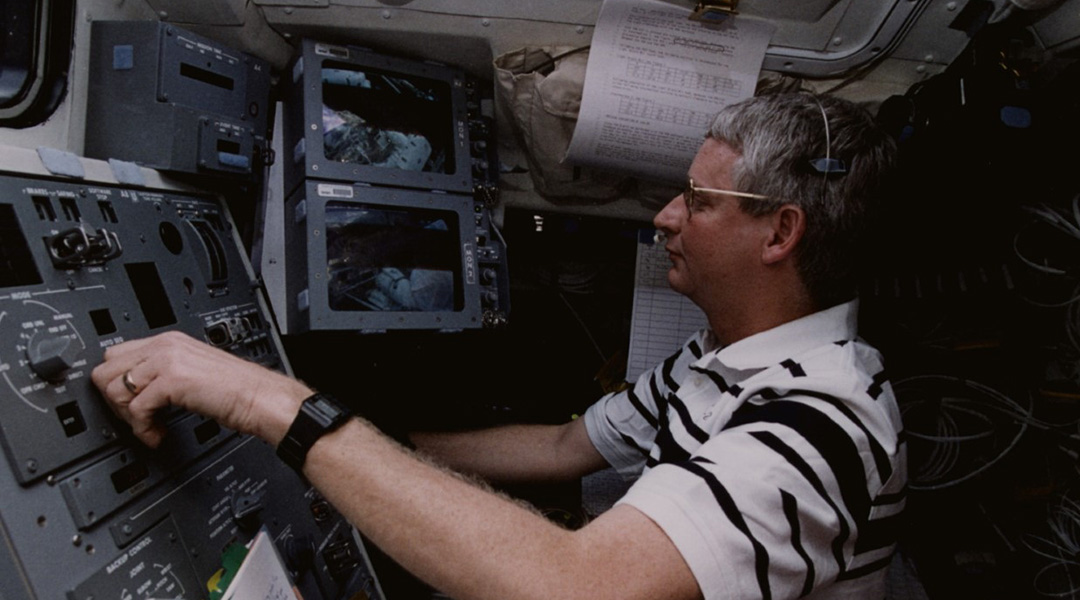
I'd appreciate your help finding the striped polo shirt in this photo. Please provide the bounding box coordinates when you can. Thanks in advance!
[584,300,906,599]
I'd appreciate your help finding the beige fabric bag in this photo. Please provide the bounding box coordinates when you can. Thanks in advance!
[494,46,631,202]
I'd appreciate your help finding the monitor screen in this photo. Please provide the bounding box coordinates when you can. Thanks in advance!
[321,64,456,175]
[283,40,475,196]
[324,200,463,313]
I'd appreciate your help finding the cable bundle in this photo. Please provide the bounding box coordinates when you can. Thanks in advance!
[1026,495,1080,597]
[896,374,1032,491]
[1014,194,1080,308]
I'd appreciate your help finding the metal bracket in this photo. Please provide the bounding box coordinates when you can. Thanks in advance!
[690,1,739,24]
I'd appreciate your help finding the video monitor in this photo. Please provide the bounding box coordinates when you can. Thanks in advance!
[325,201,462,314]
[282,39,474,196]
[285,180,482,333]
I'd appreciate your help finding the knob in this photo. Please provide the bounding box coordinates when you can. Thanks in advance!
[27,335,77,381]
[231,490,265,532]
[283,534,316,576]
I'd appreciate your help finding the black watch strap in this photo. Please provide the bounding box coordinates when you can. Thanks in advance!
[276,392,353,472]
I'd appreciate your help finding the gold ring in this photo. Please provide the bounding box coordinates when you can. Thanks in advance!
[122,370,139,394]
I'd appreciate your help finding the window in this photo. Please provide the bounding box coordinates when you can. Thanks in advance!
[0,0,74,127]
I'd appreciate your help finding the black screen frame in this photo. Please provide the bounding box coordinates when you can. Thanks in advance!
[284,39,474,197]
[285,180,482,333]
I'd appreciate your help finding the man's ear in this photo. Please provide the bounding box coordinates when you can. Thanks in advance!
[762,204,806,265]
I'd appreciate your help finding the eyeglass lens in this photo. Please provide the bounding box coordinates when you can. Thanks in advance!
[683,178,695,215]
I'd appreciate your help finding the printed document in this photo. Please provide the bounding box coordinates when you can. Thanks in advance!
[222,529,300,600]
[626,230,707,382]
[567,0,775,183]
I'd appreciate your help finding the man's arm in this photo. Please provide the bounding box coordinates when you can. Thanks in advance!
[410,419,609,484]
[91,332,702,600]
[310,420,701,600]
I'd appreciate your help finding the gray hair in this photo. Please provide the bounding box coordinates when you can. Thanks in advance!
[708,92,897,308]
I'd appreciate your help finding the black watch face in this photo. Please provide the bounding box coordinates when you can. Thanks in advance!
[276,394,351,472]
[309,394,350,424]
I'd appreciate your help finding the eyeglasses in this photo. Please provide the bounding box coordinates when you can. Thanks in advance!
[683,176,770,218]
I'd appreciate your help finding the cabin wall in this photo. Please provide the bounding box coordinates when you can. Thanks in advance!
[3,2,1080,598]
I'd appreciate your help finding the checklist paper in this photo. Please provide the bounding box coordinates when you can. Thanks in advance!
[626,230,708,382]
[566,0,774,183]
[222,529,299,600]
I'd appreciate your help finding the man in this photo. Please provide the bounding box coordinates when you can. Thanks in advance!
[93,91,904,600]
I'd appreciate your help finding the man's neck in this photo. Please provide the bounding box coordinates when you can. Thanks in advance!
[704,286,817,348]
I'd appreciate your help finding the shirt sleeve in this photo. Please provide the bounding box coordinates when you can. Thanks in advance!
[584,332,708,480]
[583,389,654,479]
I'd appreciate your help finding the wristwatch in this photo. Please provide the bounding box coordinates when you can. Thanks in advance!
[276,392,353,472]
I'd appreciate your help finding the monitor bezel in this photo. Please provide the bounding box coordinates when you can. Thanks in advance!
[284,39,474,196]
[286,180,482,333]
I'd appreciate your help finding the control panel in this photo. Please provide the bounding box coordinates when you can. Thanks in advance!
[85,21,272,179]
[465,75,510,328]
[0,161,384,600]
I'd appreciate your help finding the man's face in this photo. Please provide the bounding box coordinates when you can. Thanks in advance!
[652,138,770,309]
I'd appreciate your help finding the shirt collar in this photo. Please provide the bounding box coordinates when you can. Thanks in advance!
[711,299,859,371]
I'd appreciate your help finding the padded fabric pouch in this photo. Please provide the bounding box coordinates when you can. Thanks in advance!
[494,46,630,201]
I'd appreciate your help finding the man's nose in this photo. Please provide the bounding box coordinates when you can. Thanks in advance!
[653,194,683,233]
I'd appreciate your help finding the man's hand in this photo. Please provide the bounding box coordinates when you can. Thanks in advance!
[90,331,312,447]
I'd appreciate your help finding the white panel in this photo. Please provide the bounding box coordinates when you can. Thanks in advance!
[263,4,597,77]
[259,0,963,80]
[1031,0,1080,51]
[142,0,246,24]
[267,0,604,24]
[255,0,328,5]
[886,0,976,70]
[742,0,845,22]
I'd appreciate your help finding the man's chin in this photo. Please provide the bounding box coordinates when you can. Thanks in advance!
[666,271,689,296]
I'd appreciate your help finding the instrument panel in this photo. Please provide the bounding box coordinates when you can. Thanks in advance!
[0,162,384,600]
